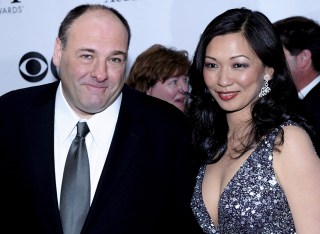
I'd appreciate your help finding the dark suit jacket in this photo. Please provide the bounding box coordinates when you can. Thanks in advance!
[0,82,203,234]
[303,82,320,138]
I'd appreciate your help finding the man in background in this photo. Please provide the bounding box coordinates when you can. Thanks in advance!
[274,16,320,138]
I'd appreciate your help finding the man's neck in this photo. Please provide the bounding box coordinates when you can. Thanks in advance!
[295,70,320,91]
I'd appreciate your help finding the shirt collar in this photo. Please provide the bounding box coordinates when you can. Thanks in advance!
[55,82,122,149]
[299,75,320,99]
[87,94,121,152]
[55,83,80,143]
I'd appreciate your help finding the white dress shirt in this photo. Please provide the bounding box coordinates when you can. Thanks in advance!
[298,75,320,99]
[54,83,121,206]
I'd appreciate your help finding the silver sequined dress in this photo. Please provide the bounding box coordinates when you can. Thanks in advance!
[191,121,297,233]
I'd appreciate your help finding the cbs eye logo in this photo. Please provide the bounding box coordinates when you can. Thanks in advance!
[19,51,59,82]
[19,52,48,82]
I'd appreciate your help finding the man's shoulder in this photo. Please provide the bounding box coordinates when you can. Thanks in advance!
[0,81,59,106]
[122,85,185,113]
[121,84,189,126]
[1,81,58,98]
[304,81,320,103]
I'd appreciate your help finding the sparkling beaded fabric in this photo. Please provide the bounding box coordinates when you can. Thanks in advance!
[191,121,297,233]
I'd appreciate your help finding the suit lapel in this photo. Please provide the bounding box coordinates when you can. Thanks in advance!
[86,85,146,224]
[25,82,63,231]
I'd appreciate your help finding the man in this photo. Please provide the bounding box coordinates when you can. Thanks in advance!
[0,4,201,234]
[273,16,320,138]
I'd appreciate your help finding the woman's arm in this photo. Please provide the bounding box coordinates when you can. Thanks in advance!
[274,125,320,233]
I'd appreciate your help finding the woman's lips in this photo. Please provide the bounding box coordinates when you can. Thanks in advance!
[217,91,238,101]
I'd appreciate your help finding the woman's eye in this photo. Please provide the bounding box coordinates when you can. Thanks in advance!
[234,63,248,68]
[205,63,217,68]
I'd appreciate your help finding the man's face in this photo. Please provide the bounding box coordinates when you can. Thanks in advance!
[53,9,129,118]
[283,47,299,84]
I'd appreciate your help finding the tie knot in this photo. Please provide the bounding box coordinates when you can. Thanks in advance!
[76,121,90,138]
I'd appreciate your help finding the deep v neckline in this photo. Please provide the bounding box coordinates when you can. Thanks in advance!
[205,146,259,228]
[191,123,296,233]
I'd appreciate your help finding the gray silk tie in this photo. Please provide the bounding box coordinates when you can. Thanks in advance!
[60,121,90,234]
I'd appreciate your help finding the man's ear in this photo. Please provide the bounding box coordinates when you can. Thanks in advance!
[53,37,62,67]
[297,49,312,69]
[146,87,152,95]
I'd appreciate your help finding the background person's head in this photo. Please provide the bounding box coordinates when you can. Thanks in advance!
[53,4,131,118]
[126,44,190,112]
[273,16,320,91]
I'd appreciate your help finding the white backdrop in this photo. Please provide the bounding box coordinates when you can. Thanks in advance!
[1,0,320,95]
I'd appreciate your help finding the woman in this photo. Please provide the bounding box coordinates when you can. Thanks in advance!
[188,8,320,233]
[126,44,190,112]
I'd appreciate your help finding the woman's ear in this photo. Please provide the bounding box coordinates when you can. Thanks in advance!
[264,67,274,81]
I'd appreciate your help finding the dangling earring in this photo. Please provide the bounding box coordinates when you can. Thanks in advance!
[259,75,271,97]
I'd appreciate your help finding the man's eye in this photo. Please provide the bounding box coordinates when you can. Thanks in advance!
[108,57,122,63]
[81,54,92,59]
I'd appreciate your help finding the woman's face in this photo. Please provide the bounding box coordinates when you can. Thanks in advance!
[203,32,270,115]
[147,75,189,112]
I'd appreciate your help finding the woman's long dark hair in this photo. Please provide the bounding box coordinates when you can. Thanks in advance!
[187,8,319,164]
